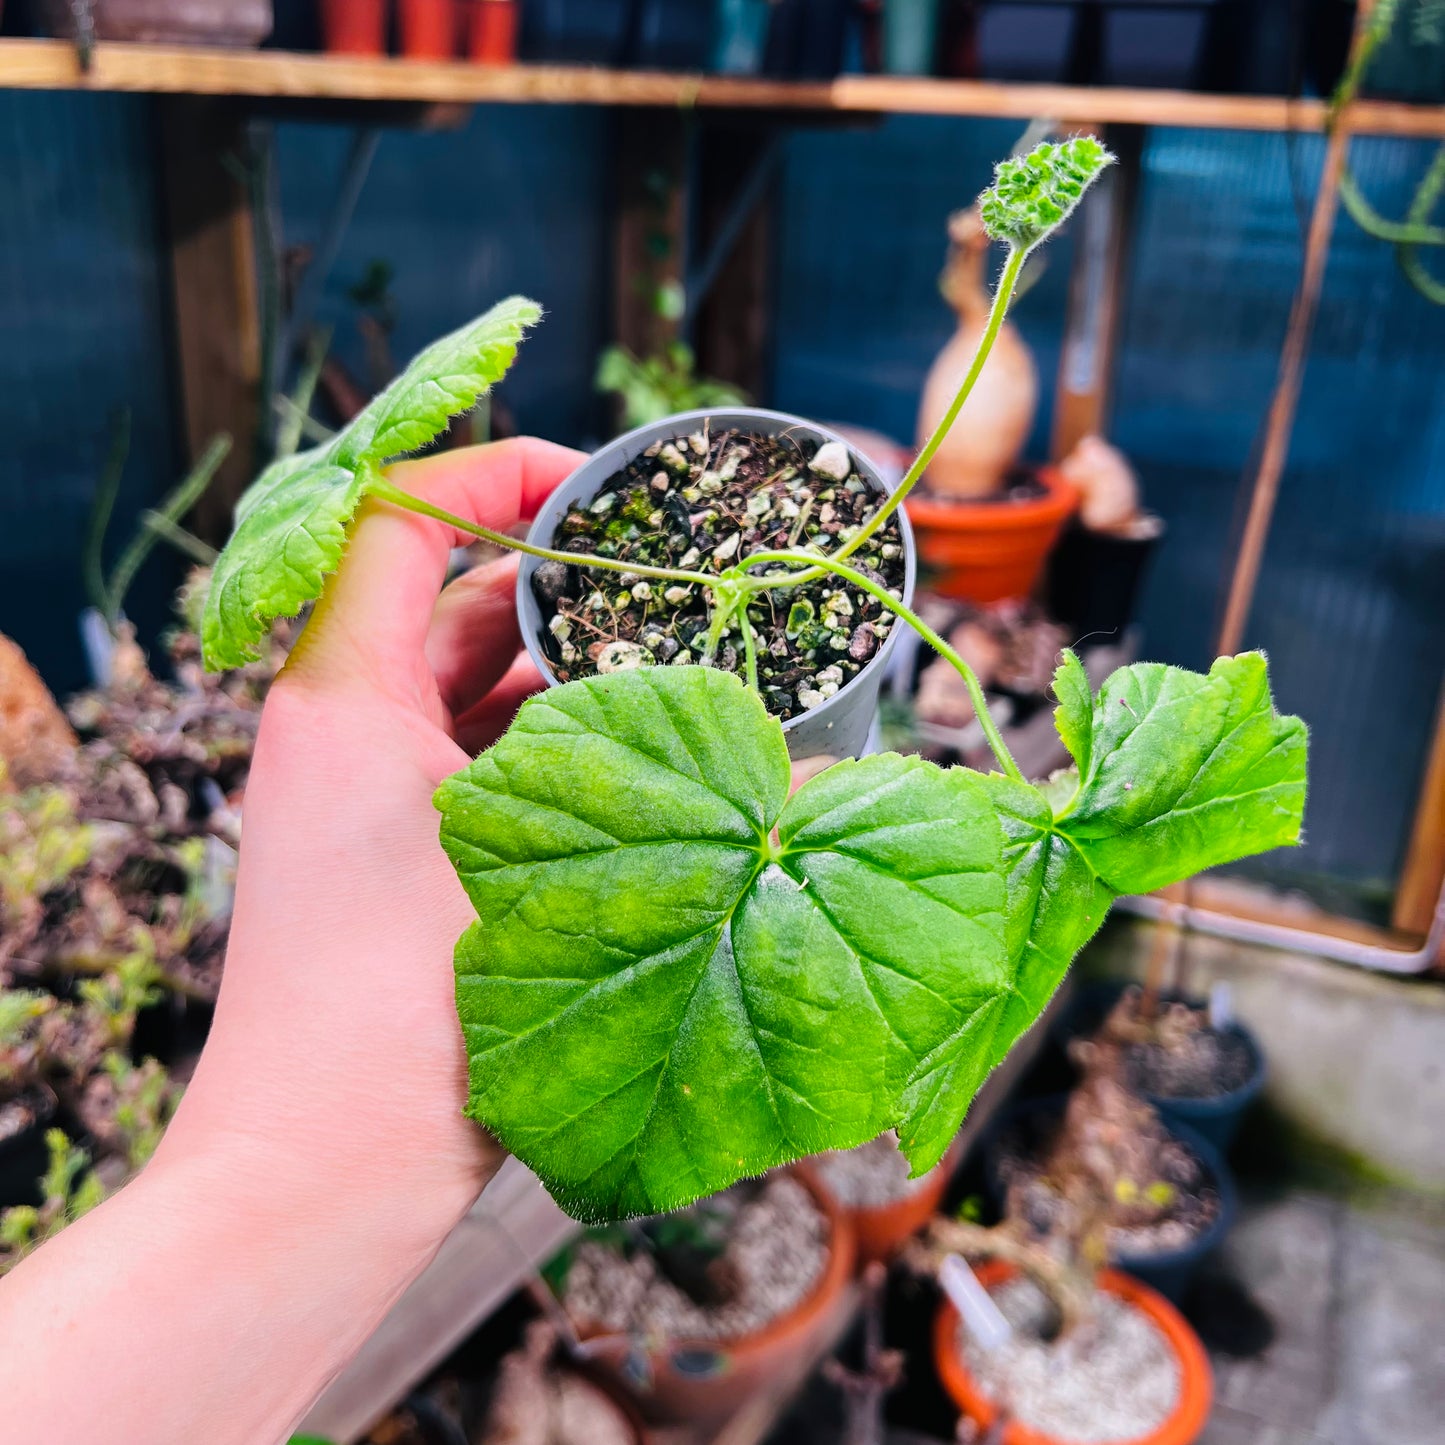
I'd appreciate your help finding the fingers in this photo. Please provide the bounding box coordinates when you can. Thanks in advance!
[451,653,547,755]
[789,754,839,794]
[298,437,582,697]
[426,553,524,720]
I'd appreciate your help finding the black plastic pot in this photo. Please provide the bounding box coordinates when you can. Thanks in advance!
[985,1093,1238,1303]
[0,1085,57,1210]
[1056,981,1268,1154]
[1096,0,1224,89]
[516,407,918,762]
[763,0,851,78]
[520,0,633,64]
[630,0,712,69]
[975,1,1084,83]
[1045,514,1163,644]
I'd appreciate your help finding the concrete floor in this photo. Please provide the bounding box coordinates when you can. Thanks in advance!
[1201,1187,1445,1445]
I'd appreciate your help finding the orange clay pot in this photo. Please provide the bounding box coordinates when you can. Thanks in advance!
[400,0,457,58]
[467,0,518,62]
[906,466,1078,604]
[933,1261,1213,1445]
[574,1168,856,1427]
[847,1164,951,1265]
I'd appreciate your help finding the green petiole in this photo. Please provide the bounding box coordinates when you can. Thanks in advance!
[739,549,1025,784]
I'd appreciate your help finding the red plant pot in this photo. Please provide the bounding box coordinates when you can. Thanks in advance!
[906,465,1079,604]
[320,0,388,55]
[571,1168,856,1427]
[467,0,517,63]
[400,0,457,58]
[933,1261,1213,1445]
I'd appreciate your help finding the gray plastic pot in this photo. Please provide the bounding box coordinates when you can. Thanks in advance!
[516,407,917,761]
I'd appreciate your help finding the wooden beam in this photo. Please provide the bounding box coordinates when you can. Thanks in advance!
[1050,125,1143,460]
[612,108,690,367]
[158,97,262,544]
[6,42,1445,137]
[1395,681,1445,937]
[692,120,778,401]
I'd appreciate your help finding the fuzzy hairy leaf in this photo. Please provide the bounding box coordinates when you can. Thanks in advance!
[979,137,1115,250]
[438,652,1305,1221]
[1051,650,1308,894]
[201,297,540,670]
[437,667,1014,1221]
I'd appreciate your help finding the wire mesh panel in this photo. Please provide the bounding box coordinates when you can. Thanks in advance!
[1114,128,1445,910]
[771,115,1076,457]
[0,91,180,696]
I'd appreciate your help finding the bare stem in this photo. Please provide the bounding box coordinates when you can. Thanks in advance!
[741,549,1025,783]
[369,475,719,589]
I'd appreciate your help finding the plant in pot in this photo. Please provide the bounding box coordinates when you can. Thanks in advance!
[916,1035,1220,1442]
[813,1130,955,1265]
[1062,976,1266,1155]
[908,206,1078,605]
[546,1167,854,1426]
[983,1031,1235,1302]
[478,1317,643,1444]
[196,138,1308,1238]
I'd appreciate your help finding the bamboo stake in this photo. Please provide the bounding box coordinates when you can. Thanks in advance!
[1215,0,1375,657]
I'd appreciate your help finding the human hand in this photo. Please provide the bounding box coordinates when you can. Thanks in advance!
[159,438,585,1246]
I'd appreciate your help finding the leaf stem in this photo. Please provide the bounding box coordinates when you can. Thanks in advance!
[840,244,1029,564]
[743,549,1025,783]
[761,242,1031,595]
[740,604,760,691]
[369,475,719,588]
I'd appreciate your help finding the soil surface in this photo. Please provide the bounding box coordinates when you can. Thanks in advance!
[562,1173,828,1342]
[532,426,906,721]
[815,1131,935,1208]
[958,1275,1180,1442]
[1127,1024,1255,1100]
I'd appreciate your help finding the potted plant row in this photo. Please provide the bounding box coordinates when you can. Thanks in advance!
[913,1033,1223,1440]
[197,137,1308,1245]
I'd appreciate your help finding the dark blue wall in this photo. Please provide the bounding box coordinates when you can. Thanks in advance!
[0,97,612,697]
[2,96,1442,903]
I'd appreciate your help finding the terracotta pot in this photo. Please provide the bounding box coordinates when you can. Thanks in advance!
[400,0,457,57]
[815,1139,958,1266]
[917,209,1038,500]
[467,0,517,62]
[846,1166,950,1265]
[574,1168,856,1426]
[320,0,388,54]
[933,1261,1213,1445]
[907,466,1078,604]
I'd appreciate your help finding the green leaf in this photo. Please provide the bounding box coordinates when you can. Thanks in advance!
[436,666,1013,1222]
[200,296,540,670]
[979,137,1115,250]
[1053,651,1308,894]
[339,296,541,467]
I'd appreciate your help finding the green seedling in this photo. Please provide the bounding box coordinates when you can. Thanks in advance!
[199,139,1308,1223]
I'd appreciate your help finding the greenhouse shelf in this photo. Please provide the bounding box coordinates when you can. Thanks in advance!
[2,40,1445,137]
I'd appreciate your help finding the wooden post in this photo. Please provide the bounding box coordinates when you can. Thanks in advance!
[1394,683,1445,937]
[158,97,262,545]
[612,107,690,365]
[692,118,779,400]
[1050,124,1143,461]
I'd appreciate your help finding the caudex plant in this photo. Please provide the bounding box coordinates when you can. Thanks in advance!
[200,138,1308,1225]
